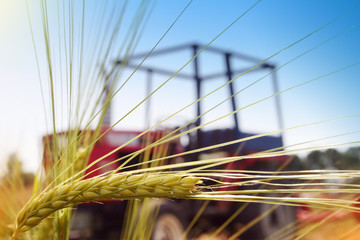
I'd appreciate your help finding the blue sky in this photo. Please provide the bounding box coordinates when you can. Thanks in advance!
[0,0,359,172]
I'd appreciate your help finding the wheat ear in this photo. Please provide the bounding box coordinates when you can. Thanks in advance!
[11,173,202,239]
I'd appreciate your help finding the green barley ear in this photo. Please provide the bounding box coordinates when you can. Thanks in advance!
[21,0,158,238]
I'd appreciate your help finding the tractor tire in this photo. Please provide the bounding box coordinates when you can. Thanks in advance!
[238,202,296,240]
[152,203,188,240]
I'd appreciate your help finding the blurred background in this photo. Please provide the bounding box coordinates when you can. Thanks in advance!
[0,0,359,184]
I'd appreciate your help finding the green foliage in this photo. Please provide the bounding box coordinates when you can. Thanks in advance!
[4,154,34,187]
[300,147,360,170]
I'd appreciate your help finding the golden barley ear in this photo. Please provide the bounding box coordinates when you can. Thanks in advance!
[11,173,201,239]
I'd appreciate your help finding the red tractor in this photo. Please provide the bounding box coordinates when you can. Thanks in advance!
[43,44,296,239]
[43,128,185,239]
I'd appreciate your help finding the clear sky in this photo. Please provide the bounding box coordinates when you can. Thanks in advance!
[0,0,359,172]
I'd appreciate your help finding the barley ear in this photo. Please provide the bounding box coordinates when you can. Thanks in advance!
[11,173,202,239]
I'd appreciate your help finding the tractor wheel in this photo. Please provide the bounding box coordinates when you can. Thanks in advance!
[152,203,188,240]
[238,202,296,240]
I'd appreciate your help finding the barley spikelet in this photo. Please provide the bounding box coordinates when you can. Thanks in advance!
[11,173,202,239]
[30,216,54,239]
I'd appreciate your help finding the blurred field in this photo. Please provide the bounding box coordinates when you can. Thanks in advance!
[299,214,360,240]
[296,192,360,240]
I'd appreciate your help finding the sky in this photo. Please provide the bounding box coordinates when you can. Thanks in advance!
[0,0,359,173]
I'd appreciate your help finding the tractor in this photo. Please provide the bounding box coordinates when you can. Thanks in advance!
[43,43,296,239]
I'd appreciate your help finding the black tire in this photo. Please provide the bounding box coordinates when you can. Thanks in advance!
[152,202,188,240]
[238,202,296,240]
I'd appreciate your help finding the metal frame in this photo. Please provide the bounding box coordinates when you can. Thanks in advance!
[115,43,284,148]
